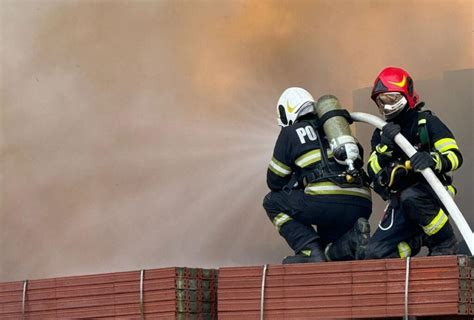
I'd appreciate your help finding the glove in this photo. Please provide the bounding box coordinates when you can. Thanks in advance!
[410,151,435,172]
[380,123,401,149]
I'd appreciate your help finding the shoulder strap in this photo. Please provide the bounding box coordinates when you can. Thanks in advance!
[417,111,431,150]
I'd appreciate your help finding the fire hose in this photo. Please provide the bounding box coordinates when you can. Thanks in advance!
[350,112,474,255]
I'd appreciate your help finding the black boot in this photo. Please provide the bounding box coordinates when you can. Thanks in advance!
[325,217,371,261]
[282,241,326,264]
[426,222,458,256]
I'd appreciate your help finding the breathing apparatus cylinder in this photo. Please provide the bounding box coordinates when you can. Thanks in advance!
[314,95,359,172]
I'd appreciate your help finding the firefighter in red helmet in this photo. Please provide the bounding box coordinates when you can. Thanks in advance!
[365,67,463,259]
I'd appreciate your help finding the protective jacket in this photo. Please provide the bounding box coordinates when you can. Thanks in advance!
[367,108,462,198]
[267,114,371,201]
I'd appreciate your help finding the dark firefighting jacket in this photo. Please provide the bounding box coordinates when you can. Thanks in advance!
[367,108,463,198]
[267,114,371,201]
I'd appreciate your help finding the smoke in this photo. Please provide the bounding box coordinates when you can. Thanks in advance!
[1,0,472,280]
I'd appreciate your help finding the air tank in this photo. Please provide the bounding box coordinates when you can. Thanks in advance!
[314,95,359,171]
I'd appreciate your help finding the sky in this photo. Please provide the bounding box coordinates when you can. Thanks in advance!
[0,0,472,281]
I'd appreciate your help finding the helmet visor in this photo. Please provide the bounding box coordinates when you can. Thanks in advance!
[375,92,407,119]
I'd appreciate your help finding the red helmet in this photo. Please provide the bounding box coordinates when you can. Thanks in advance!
[371,67,419,109]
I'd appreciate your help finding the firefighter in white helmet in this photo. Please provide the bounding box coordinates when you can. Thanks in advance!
[263,87,372,263]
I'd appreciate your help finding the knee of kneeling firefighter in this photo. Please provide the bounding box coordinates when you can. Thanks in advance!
[262,192,277,212]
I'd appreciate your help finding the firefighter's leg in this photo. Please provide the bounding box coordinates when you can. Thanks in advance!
[324,217,370,261]
[294,195,372,261]
[263,191,325,263]
[400,183,458,256]
[324,217,371,261]
[365,204,421,259]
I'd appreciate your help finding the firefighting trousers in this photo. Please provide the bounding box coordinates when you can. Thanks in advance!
[263,190,372,253]
[365,182,455,259]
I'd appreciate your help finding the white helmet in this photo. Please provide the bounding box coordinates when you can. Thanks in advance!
[276,87,315,127]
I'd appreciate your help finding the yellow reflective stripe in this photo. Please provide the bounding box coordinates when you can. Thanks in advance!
[422,209,448,236]
[272,157,291,171]
[268,164,288,177]
[398,242,411,259]
[269,157,292,177]
[444,150,460,170]
[369,151,382,174]
[434,138,459,153]
[295,149,333,168]
[295,150,321,167]
[301,249,311,257]
[431,152,443,172]
[305,181,372,200]
[418,119,427,125]
[376,144,389,153]
[446,185,456,198]
[273,212,293,231]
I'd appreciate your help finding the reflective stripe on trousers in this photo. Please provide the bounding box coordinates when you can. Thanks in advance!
[422,208,448,236]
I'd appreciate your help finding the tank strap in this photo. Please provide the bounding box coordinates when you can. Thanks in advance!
[317,109,353,127]
[282,174,299,194]
[417,111,431,151]
[417,111,454,186]
[301,164,366,189]
[314,125,332,173]
[304,109,352,130]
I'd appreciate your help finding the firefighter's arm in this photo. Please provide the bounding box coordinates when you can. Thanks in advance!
[367,129,395,180]
[411,142,463,173]
[266,130,293,191]
[367,129,402,200]
[411,115,463,173]
[267,156,293,190]
[432,138,463,173]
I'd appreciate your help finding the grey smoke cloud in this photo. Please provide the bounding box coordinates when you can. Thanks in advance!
[0,0,472,281]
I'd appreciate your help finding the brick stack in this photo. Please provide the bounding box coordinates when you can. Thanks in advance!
[0,267,218,319]
[218,256,473,319]
[1,256,473,319]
